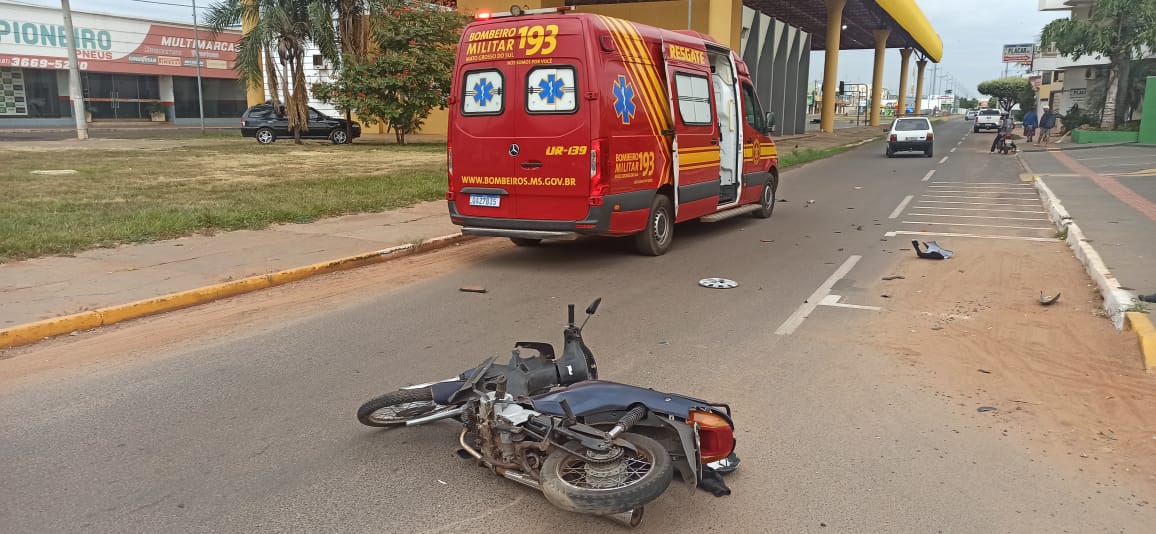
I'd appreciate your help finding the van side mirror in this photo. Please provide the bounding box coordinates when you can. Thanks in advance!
[764,111,776,134]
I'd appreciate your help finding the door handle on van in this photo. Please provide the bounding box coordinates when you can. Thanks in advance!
[710,138,719,145]
[521,161,543,169]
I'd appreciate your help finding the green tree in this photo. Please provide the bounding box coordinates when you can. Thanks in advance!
[957,97,979,110]
[977,77,1033,113]
[206,0,339,144]
[1040,0,1156,129]
[313,0,466,144]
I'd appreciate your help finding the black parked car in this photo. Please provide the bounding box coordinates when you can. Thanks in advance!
[240,104,361,144]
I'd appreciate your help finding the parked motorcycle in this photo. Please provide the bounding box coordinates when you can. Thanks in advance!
[356,299,739,527]
[997,133,1018,154]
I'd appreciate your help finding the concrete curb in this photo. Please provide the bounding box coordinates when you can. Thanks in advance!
[1020,141,1139,153]
[0,233,476,350]
[1126,312,1156,371]
[1021,159,1136,330]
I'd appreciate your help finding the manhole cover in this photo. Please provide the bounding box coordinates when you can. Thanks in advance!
[698,278,738,289]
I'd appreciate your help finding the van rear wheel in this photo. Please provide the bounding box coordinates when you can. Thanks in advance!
[752,177,776,219]
[510,237,542,247]
[634,194,673,256]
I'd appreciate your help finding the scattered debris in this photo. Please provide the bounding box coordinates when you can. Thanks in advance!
[1011,399,1042,405]
[658,341,670,346]
[777,198,788,203]
[856,225,863,231]
[1039,292,1062,305]
[760,239,775,243]
[912,240,953,259]
[699,278,739,289]
[881,276,906,281]
[880,294,891,298]
[459,286,488,293]
[807,200,816,205]
[978,369,992,374]
[438,480,447,485]
[1139,293,1156,303]
[977,406,998,412]
[931,326,943,331]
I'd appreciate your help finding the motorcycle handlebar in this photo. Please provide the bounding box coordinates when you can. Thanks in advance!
[567,304,575,326]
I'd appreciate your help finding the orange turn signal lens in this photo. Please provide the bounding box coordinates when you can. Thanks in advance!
[688,410,734,464]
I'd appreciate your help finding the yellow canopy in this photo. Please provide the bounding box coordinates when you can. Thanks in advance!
[875,0,943,62]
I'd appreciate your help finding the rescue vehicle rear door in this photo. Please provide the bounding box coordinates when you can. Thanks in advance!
[661,40,720,218]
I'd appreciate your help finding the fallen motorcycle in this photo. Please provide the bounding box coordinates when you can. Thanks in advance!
[356,298,738,527]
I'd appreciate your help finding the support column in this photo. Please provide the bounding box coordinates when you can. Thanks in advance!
[896,48,912,117]
[242,0,265,106]
[869,28,889,126]
[914,58,927,115]
[707,0,741,50]
[820,0,846,133]
[159,75,175,122]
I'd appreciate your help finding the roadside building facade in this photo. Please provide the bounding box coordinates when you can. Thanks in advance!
[0,1,245,126]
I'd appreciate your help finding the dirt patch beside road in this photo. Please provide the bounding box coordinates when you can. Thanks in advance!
[858,238,1156,494]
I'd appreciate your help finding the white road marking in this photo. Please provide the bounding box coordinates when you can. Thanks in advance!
[775,255,862,336]
[927,185,1034,190]
[885,230,1057,242]
[901,221,1054,230]
[921,170,936,182]
[931,181,1027,185]
[939,156,949,164]
[950,147,957,153]
[889,195,914,219]
[922,194,1041,202]
[906,213,1051,222]
[918,199,1042,207]
[818,295,882,311]
[922,190,1036,195]
[913,206,1047,214]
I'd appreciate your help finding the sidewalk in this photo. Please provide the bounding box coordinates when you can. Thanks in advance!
[0,124,887,348]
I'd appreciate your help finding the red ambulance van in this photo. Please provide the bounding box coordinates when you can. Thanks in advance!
[446,7,779,255]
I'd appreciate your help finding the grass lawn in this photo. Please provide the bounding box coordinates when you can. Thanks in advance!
[0,139,447,262]
[779,143,864,168]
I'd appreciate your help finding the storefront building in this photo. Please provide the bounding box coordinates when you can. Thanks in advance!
[0,1,245,126]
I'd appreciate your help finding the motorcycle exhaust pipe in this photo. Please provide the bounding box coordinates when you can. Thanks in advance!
[605,508,644,528]
[405,406,464,426]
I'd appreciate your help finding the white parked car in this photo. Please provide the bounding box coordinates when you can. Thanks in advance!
[886,117,934,158]
[965,110,978,121]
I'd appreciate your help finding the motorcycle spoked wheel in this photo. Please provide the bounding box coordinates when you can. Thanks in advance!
[356,388,448,427]
[540,433,673,515]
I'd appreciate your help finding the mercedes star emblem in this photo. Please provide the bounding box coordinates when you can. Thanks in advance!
[509,143,520,157]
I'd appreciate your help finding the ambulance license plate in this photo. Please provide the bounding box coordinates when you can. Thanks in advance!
[469,194,501,208]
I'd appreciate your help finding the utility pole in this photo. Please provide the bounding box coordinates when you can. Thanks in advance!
[192,0,206,134]
[60,0,88,140]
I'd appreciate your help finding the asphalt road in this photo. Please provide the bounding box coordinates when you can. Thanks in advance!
[2,120,1152,533]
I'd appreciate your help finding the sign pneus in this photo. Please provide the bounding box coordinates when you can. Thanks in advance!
[446,8,779,256]
[0,3,240,78]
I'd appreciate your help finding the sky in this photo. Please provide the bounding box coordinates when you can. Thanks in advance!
[20,0,1069,99]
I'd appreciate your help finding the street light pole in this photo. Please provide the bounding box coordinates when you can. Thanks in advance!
[192,0,206,134]
[60,0,88,140]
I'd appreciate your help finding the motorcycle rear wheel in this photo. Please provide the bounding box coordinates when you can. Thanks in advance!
[356,388,441,427]
[540,432,673,515]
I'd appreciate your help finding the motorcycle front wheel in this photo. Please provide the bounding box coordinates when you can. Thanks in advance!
[540,433,673,515]
[356,388,444,427]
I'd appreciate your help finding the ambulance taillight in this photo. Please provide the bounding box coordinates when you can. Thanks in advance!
[589,139,608,206]
[445,145,455,201]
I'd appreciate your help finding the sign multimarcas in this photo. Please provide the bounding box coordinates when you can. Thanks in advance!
[0,2,240,78]
[1002,43,1034,64]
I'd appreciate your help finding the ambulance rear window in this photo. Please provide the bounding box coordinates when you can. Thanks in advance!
[526,66,577,114]
[462,69,504,116]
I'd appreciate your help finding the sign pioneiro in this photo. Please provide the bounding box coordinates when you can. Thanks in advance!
[0,3,240,78]
[1002,43,1034,64]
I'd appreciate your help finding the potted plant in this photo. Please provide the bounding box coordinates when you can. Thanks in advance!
[145,102,166,122]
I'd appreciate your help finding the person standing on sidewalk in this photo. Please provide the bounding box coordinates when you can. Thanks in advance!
[1038,107,1056,146]
[1022,109,1039,143]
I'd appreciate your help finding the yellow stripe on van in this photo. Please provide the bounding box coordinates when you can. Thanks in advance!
[680,151,721,166]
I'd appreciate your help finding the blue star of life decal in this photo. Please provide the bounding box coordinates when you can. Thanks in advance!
[472,78,495,106]
[613,75,636,125]
[538,74,565,104]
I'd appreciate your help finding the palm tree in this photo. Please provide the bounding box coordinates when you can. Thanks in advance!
[205,0,339,143]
